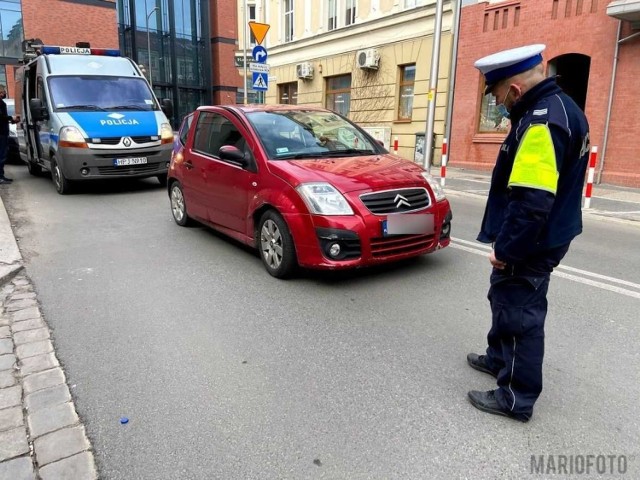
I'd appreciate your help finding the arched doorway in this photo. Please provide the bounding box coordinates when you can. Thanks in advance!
[547,53,591,111]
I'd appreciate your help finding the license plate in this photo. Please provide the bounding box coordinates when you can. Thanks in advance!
[113,157,148,166]
[382,214,434,236]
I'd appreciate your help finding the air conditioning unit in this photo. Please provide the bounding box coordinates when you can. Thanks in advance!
[357,48,380,70]
[296,62,314,80]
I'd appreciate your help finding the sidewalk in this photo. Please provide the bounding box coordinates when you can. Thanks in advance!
[0,190,97,479]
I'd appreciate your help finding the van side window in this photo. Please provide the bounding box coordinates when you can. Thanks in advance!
[37,78,48,111]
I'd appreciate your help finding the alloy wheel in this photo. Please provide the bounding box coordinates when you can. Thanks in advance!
[260,219,283,270]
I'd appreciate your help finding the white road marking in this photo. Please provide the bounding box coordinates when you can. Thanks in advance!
[450,237,640,299]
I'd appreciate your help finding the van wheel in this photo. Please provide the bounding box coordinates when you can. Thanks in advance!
[51,157,73,195]
[258,210,297,279]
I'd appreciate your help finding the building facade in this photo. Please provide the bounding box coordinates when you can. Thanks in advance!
[451,0,640,187]
[237,0,457,163]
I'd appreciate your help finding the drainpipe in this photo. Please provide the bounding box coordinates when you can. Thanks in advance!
[444,0,461,157]
[598,20,622,184]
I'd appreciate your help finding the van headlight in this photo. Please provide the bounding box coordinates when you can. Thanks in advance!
[59,126,88,148]
[160,123,173,144]
[421,172,446,201]
[296,183,354,215]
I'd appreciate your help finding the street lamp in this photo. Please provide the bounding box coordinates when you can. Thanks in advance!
[145,1,159,89]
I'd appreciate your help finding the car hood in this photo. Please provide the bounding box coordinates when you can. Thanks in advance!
[268,154,428,194]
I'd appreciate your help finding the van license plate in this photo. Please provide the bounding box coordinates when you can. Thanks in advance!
[114,157,148,166]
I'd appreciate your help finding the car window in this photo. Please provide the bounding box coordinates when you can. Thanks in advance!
[193,111,253,165]
[179,113,193,145]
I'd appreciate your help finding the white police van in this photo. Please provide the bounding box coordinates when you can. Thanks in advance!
[17,43,174,194]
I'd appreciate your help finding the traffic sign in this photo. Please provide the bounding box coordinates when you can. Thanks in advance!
[248,22,270,45]
[252,45,268,63]
[249,63,269,74]
[252,72,268,91]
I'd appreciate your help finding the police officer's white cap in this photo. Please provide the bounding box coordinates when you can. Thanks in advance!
[474,44,546,95]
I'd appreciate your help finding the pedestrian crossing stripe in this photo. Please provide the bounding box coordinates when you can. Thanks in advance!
[253,73,267,89]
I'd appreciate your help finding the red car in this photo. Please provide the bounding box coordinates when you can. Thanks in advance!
[168,105,452,278]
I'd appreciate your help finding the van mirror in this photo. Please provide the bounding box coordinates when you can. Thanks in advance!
[161,98,173,118]
[219,145,248,166]
[29,98,47,122]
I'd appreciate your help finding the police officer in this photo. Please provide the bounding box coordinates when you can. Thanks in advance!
[0,84,14,185]
[466,45,590,422]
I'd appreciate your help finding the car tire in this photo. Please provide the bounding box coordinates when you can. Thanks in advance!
[169,181,193,226]
[258,210,297,279]
[157,173,168,187]
[51,156,73,195]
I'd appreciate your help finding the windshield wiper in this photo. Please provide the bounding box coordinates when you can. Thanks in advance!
[321,149,375,156]
[107,105,149,111]
[275,152,322,160]
[57,105,106,111]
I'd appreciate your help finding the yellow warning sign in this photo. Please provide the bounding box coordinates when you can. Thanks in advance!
[249,22,270,45]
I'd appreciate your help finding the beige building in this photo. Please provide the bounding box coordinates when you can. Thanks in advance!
[236,0,456,163]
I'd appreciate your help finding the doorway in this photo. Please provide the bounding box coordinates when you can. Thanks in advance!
[547,53,590,111]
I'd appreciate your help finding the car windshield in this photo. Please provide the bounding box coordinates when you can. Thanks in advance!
[246,110,383,160]
[48,76,158,111]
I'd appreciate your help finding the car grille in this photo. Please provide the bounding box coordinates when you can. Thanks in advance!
[360,188,430,214]
[370,234,436,258]
[89,136,157,145]
[97,163,162,175]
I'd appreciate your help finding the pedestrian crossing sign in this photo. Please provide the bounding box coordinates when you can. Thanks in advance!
[252,72,268,91]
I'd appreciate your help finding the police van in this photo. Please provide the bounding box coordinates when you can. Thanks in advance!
[17,43,174,194]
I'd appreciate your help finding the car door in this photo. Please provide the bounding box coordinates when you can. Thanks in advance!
[197,111,257,235]
[182,111,215,221]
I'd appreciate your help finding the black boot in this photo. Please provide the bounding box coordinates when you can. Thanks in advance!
[467,390,530,422]
[467,353,499,378]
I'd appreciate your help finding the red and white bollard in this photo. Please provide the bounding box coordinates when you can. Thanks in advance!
[393,136,399,156]
[440,138,448,186]
[584,146,598,209]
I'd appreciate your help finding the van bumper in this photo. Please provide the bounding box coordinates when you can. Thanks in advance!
[56,144,172,180]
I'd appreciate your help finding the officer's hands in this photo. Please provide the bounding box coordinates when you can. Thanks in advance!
[489,250,506,269]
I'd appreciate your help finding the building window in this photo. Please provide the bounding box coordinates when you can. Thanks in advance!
[478,82,509,134]
[283,0,294,42]
[398,64,415,120]
[279,82,298,105]
[404,0,426,8]
[0,0,24,59]
[345,0,356,26]
[326,74,351,117]
[249,4,257,45]
[328,0,338,30]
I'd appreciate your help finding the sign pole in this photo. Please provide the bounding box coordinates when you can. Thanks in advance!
[243,0,249,104]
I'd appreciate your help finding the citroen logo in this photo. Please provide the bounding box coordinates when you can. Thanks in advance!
[394,194,411,208]
[123,137,132,147]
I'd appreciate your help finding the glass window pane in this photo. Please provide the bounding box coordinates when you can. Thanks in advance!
[478,92,509,133]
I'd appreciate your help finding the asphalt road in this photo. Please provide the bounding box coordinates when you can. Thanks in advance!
[2,164,639,479]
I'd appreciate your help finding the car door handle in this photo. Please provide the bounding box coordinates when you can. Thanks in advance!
[184,160,194,170]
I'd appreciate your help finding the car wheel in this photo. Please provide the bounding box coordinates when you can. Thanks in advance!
[170,181,192,226]
[258,210,297,279]
[157,173,168,187]
[51,156,72,195]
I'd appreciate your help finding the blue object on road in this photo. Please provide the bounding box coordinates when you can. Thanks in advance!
[120,417,129,424]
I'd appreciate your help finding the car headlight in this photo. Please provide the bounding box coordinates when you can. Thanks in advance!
[421,172,446,201]
[296,183,354,215]
[59,126,88,148]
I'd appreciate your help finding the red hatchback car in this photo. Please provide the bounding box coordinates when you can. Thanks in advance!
[168,105,452,278]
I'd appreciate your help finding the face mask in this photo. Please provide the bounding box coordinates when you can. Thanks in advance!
[496,87,511,119]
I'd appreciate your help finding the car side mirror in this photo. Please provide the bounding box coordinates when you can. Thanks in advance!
[161,98,173,118]
[219,145,248,166]
[29,98,47,121]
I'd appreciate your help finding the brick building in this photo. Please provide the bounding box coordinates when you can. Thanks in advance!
[451,0,640,187]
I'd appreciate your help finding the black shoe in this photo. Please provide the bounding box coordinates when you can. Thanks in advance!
[467,353,499,378]
[1,176,12,183]
[0,178,10,185]
[467,390,530,422]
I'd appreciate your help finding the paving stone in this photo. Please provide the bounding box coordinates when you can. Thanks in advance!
[0,384,22,409]
[12,318,45,333]
[0,338,12,355]
[0,353,16,370]
[14,327,50,346]
[23,368,66,395]
[11,278,29,286]
[0,406,23,432]
[9,292,36,301]
[0,315,10,327]
[0,455,36,480]
[39,451,98,480]
[12,307,41,322]
[34,425,91,467]
[0,325,10,337]
[27,402,79,438]
[16,340,53,360]
[0,369,16,388]
[6,299,38,312]
[0,426,30,461]
[25,384,71,413]
[20,353,59,376]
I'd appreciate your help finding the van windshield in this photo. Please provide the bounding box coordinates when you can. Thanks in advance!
[48,76,159,112]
